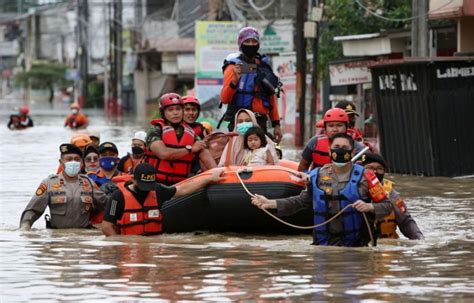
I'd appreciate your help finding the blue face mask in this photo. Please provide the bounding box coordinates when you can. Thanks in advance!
[99,156,119,171]
[236,122,254,135]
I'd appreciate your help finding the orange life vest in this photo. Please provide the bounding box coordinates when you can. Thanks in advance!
[116,182,162,236]
[145,119,195,184]
[378,180,399,239]
[311,136,331,168]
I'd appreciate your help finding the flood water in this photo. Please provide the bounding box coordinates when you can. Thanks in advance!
[1,111,473,302]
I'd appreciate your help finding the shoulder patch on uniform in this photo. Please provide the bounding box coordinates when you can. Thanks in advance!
[36,183,48,196]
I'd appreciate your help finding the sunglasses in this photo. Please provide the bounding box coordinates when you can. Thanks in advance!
[85,155,99,162]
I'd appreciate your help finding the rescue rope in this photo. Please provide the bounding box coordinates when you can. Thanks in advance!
[231,169,375,246]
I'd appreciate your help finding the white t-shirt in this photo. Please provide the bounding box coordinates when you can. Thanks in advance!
[243,146,271,166]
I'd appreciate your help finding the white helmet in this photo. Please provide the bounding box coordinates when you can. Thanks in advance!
[132,131,147,143]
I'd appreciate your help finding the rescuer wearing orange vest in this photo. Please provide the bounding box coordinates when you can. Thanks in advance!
[145,93,217,185]
[101,163,225,236]
[361,152,424,240]
[298,108,367,172]
[64,103,89,129]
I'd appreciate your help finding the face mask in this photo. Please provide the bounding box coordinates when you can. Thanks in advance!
[241,44,259,58]
[132,146,145,156]
[236,122,254,135]
[330,147,353,166]
[99,156,118,170]
[63,161,81,177]
[376,173,384,182]
[71,109,79,114]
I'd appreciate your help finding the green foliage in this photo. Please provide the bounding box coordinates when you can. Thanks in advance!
[86,81,104,108]
[319,0,410,76]
[15,62,71,90]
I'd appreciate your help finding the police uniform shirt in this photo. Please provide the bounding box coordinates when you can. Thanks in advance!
[20,173,107,228]
[388,188,424,240]
[103,182,176,224]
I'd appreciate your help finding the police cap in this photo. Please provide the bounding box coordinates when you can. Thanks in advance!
[98,142,118,154]
[361,152,388,169]
[59,143,83,157]
[335,101,359,116]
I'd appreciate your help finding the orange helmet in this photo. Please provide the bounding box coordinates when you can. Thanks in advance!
[182,95,200,108]
[19,105,30,115]
[70,134,92,148]
[70,102,80,110]
[323,108,349,124]
[159,93,182,110]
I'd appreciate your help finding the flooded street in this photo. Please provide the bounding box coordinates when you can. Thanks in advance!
[1,112,473,302]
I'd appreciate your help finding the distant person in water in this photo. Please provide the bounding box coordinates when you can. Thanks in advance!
[64,103,89,129]
[8,105,33,130]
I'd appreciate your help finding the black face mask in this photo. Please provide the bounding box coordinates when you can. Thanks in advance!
[241,44,259,58]
[330,148,353,165]
[132,146,144,156]
[376,173,384,182]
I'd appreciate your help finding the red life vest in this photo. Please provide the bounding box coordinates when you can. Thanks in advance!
[116,182,162,236]
[311,136,331,168]
[347,127,364,141]
[145,119,196,184]
[190,122,205,139]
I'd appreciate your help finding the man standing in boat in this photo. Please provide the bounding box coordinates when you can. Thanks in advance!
[251,133,393,247]
[101,163,225,236]
[220,26,282,143]
[19,144,107,230]
[298,108,367,172]
[361,152,424,240]
[145,93,216,185]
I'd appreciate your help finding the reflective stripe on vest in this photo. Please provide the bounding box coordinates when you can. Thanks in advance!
[311,136,331,168]
[225,55,271,110]
[146,119,195,184]
[310,164,365,246]
[116,182,162,236]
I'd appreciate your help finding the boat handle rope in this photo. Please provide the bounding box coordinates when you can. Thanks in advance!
[230,145,375,246]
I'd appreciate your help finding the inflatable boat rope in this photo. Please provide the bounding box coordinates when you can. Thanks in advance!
[231,145,375,245]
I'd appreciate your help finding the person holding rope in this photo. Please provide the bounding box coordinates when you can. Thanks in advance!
[251,133,393,247]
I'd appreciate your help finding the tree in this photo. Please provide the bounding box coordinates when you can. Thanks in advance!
[319,0,411,76]
[15,62,72,103]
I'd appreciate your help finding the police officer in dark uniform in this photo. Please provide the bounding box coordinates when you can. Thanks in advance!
[19,144,107,230]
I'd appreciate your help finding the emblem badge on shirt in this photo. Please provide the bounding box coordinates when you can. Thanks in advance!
[130,213,138,222]
[35,183,47,196]
[148,209,160,218]
[52,183,61,190]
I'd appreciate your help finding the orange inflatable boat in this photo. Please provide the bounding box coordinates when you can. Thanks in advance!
[162,161,312,234]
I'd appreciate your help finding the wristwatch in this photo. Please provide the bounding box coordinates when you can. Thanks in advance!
[185,145,193,153]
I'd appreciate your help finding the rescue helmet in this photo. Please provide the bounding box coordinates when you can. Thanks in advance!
[159,93,182,110]
[19,105,30,115]
[323,108,349,125]
[182,95,200,108]
[201,121,213,134]
[70,133,92,148]
[70,102,80,110]
[238,26,260,47]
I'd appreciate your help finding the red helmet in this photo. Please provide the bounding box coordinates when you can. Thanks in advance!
[182,95,200,108]
[159,93,182,110]
[323,108,349,124]
[19,105,30,115]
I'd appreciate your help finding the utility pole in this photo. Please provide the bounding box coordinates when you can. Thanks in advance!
[295,0,307,146]
[309,1,323,138]
[77,0,89,107]
[109,0,122,116]
[411,0,428,57]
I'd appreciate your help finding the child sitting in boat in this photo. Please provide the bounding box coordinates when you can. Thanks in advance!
[242,127,275,166]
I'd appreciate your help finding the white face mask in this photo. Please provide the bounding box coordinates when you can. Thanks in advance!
[71,109,79,114]
[332,161,350,168]
[64,161,81,177]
